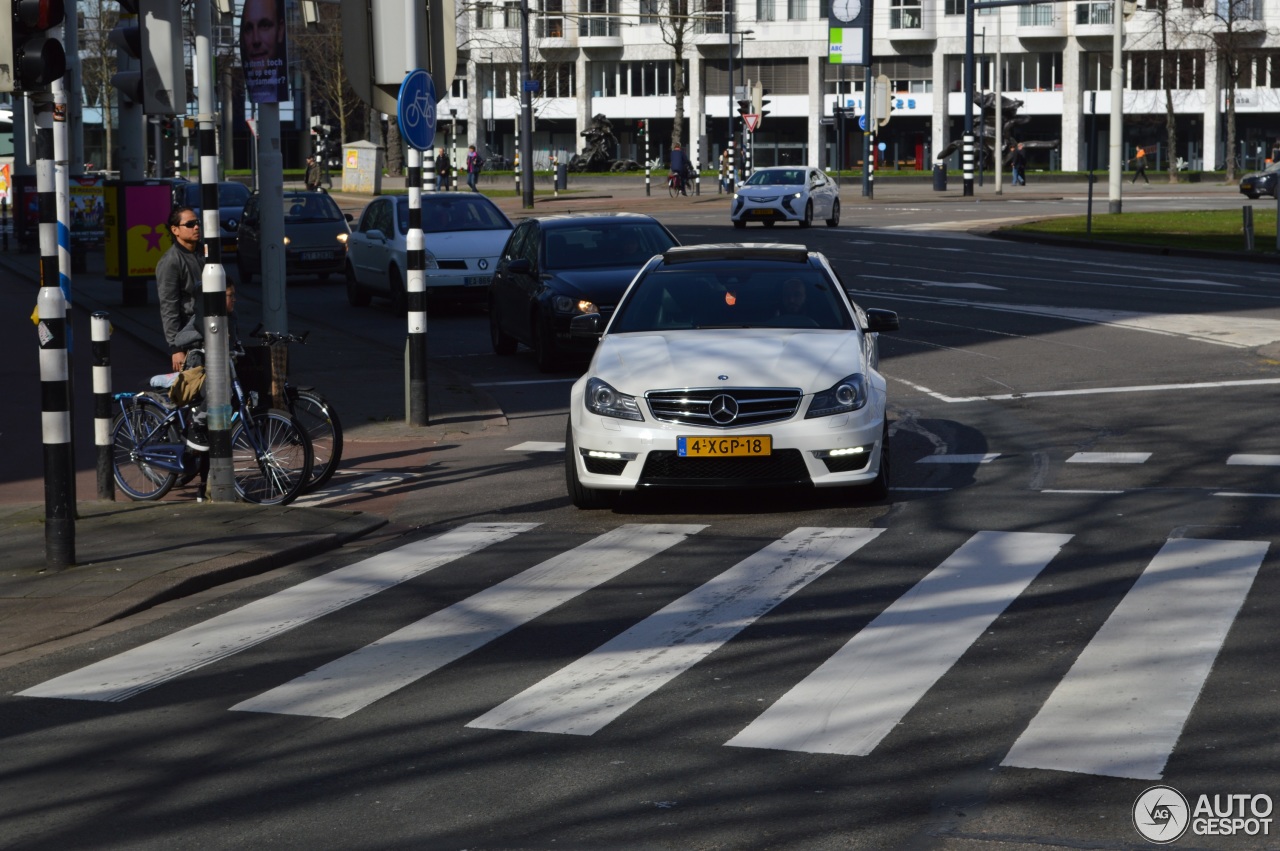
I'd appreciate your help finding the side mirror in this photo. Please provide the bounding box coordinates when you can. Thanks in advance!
[569,313,604,340]
[865,308,899,333]
[367,229,386,243]
[345,213,354,222]
[507,258,534,275]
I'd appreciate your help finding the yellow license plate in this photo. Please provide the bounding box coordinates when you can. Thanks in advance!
[677,435,772,457]
[753,209,773,216]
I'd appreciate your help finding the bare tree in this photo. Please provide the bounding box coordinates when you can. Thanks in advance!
[654,0,696,150]
[78,0,119,169]
[1192,0,1269,180]
[1134,0,1194,182]
[290,2,361,145]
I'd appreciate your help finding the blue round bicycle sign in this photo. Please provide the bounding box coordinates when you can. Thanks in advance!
[398,69,437,151]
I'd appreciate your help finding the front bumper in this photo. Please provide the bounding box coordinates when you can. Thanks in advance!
[569,394,886,492]
[731,194,804,222]
[285,246,347,276]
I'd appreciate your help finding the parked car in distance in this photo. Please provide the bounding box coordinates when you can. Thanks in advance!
[1239,162,1280,199]
[488,213,680,372]
[564,243,898,509]
[345,192,514,312]
[731,166,841,229]
[237,191,352,283]
[177,180,252,258]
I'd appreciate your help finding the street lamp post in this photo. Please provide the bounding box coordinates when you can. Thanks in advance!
[450,108,459,190]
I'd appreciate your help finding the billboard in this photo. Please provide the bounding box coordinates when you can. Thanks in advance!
[240,0,291,104]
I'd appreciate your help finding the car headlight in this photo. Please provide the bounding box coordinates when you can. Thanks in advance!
[585,377,643,421]
[283,235,291,246]
[806,374,868,418]
[336,233,348,244]
[424,252,439,270]
[553,295,599,315]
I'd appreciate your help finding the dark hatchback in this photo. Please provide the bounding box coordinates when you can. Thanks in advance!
[1239,161,1280,199]
[488,213,679,371]
[237,191,352,283]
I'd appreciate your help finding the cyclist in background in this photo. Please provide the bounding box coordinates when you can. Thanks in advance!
[669,143,689,196]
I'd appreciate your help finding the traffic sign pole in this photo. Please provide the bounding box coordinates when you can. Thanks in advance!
[398,69,437,427]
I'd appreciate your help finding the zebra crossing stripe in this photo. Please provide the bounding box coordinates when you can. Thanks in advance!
[1001,537,1268,780]
[467,527,883,736]
[231,524,707,719]
[17,523,539,703]
[726,531,1072,756]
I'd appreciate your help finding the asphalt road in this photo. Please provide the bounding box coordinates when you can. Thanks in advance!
[3,197,1279,849]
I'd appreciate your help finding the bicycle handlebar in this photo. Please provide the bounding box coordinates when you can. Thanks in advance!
[250,323,310,346]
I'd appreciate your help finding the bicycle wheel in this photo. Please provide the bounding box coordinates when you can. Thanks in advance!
[231,409,313,505]
[290,389,343,491]
[668,177,678,199]
[111,399,180,501]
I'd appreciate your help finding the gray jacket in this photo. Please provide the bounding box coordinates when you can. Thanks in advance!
[155,241,203,354]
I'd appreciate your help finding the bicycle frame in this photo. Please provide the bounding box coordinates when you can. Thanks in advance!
[113,393,189,475]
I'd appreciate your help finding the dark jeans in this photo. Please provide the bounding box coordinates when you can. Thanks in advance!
[467,170,478,191]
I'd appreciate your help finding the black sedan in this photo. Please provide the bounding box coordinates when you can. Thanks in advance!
[1239,162,1280,199]
[488,213,679,371]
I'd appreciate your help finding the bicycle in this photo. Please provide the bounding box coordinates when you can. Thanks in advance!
[246,326,344,492]
[667,171,690,198]
[110,348,313,505]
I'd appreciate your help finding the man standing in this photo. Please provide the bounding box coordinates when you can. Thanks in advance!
[155,206,207,450]
[304,155,322,190]
[436,147,452,191]
[465,145,482,192]
[1012,143,1027,186]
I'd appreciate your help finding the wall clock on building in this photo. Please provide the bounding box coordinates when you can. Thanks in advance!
[832,0,862,22]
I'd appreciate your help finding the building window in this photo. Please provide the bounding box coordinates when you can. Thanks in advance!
[788,0,806,18]
[476,2,498,28]
[945,0,963,14]
[889,0,921,28]
[758,0,776,20]
[504,1,520,27]
[1075,1,1113,24]
[1123,50,1204,89]
[1018,3,1055,25]
[699,0,729,33]
[536,0,566,37]
[580,0,620,36]
[640,0,659,24]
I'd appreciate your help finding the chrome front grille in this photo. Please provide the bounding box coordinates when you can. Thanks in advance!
[645,388,802,428]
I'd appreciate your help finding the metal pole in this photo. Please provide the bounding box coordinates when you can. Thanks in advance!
[963,0,975,196]
[1108,0,1123,213]
[995,11,1003,195]
[38,286,75,568]
[405,13,428,425]
[645,119,651,196]
[92,312,114,501]
[519,0,535,208]
[196,0,234,501]
[862,64,873,198]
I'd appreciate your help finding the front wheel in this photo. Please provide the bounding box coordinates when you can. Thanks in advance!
[389,265,408,315]
[565,421,617,510]
[533,317,559,373]
[490,297,518,355]
[732,218,747,229]
[231,410,313,505]
[111,400,179,501]
[290,390,343,491]
[798,201,813,229]
[860,421,891,502]
[346,263,371,307]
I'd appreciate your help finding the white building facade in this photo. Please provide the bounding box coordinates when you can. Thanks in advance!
[439,0,1280,174]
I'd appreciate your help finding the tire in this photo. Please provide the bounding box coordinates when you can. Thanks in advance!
[565,421,616,510]
[733,218,747,229]
[231,409,313,505]
[533,316,559,373]
[799,201,813,228]
[346,262,371,307]
[290,390,343,491]
[861,421,891,502]
[1246,191,1260,200]
[826,199,841,227]
[389,265,407,315]
[112,400,179,501]
[668,179,678,199]
[490,296,517,355]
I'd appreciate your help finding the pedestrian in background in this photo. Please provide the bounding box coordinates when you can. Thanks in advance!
[304,155,322,190]
[1131,146,1150,184]
[465,145,482,192]
[435,147,451,191]
[1011,143,1027,186]
[719,149,731,193]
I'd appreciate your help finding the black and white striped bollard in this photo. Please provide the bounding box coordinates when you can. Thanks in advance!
[38,286,75,567]
[92,312,114,500]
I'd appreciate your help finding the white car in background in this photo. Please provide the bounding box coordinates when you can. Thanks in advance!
[564,243,898,509]
[731,166,841,229]
[345,192,514,312]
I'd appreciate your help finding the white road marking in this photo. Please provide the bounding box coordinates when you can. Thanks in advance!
[1002,538,1269,780]
[467,527,883,736]
[892,376,1280,405]
[473,378,578,387]
[916,453,1002,464]
[1066,452,1151,464]
[232,524,706,719]
[507,441,567,453]
[290,472,418,507]
[17,523,540,703]
[1040,489,1125,495]
[1226,454,1280,466]
[727,531,1072,756]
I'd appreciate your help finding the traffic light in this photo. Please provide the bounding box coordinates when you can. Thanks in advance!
[0,0,67,93]
[736,98,751,116]
[757,88,771,124]
[160,116,174,138]
[109,0,185,114]
[636,120,645,137]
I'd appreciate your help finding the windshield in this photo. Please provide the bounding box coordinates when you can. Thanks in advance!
[184,182,251,209]
[744,169,805,187]
[397,196,512,235]
[541,222,677,270]
[609,266,854,332]
[283,194,345,223]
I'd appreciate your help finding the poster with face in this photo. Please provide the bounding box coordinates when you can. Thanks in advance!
[241,0,290,104]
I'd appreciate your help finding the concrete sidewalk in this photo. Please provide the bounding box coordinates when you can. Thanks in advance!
[0,171,1240,666]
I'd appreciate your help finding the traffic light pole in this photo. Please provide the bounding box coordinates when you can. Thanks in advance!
[519,0,535,209]
[194,0,234,501]
[404,21,428,427]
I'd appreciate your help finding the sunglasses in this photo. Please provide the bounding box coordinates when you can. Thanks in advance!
[178,220,200,229]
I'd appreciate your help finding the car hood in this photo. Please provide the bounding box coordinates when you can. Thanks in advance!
[546,266,647,304]
[739,185,803,197]
[1241,171,1275,182]
[591,330,865,393]
[425,230,510,260]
